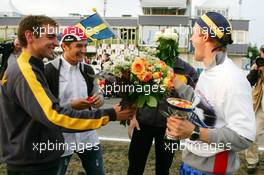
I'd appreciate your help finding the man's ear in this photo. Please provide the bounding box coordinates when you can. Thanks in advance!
[24,30,34,44]
[61,43,69,51]
[203,34,210,42]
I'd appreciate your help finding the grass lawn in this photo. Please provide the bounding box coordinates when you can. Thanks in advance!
[0,140,261,175]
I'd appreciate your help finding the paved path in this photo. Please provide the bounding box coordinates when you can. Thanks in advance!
[97,98,129,141]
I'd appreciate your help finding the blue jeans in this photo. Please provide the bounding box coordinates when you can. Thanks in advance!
[57,145,104,175]
[180,163,211,175]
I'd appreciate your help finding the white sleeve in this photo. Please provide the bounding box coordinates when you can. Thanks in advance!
[222,82,256,141]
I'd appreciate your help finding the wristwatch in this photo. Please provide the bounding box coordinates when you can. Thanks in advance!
[190,125,200,141]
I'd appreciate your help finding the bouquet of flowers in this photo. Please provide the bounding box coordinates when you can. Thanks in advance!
[155,28,179,68]
[103,54,176,125]
[103,54,175,107]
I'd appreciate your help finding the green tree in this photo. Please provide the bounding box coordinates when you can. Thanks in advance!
[247,44,260,66]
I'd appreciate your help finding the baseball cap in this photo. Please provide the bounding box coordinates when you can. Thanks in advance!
[196,12,233,47]
[61,26,87,43]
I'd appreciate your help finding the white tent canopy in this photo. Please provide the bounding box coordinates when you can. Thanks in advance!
[140,0,187,8]
[0,0,23,17]
[200,0,229,9]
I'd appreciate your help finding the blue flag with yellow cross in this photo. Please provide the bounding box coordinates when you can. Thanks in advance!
[75,12,116,42]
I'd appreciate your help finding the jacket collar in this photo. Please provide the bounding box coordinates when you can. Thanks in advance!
[60,55,80,72]
[29,55,45,72]
[174,58,185,70]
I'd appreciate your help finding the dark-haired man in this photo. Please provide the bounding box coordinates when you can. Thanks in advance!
[0,15,135,175]
[45,26,105,175]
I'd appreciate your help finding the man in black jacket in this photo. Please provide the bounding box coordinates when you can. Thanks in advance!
[0,38,21,80]
[127,57,198,175]
[45,26,105,175]
[0,15,135,175]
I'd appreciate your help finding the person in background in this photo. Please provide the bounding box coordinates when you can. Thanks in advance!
[0,37,21,80]
[245,44,264,174]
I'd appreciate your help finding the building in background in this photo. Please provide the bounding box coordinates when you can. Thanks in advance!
[191,0,249,55]
[138,0,191,49]
[0,0,250,58]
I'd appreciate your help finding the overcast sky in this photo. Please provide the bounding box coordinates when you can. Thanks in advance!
[0,0,263,47]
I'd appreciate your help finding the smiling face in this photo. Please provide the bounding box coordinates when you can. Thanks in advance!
[24,24,59,59]
[34,25,59,59]
[62,40,87,64]
[18,16,59,59]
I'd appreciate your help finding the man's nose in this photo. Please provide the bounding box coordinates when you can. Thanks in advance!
[53,37,59,47]
[190,35,193,42]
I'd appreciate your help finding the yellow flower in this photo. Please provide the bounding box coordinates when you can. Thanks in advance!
[163,77,174,89]
[146,63,153,71]
[131,58,145,75]
[158,60,167,71]
[153,72,162,79]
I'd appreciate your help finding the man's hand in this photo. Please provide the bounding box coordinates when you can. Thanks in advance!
[128,115,140,139]
[252,64,264,71]
[114,104,136,121]
[166,116,194,139]
[258,66,264,71]
[91,92,104,108]
[70,98,93,110]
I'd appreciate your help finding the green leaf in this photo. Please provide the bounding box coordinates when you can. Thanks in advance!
[137,95,146,108]
[146,95,158,107]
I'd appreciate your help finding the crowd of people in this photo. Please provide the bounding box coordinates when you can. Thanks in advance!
[0,11,263,175]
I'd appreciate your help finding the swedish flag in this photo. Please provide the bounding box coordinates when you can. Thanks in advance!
[75,12,116,42]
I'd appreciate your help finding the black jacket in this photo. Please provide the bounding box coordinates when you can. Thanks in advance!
[44,58,95,98]
[137,57,199,127]
[247,69,260,87]
[0,51,116,171]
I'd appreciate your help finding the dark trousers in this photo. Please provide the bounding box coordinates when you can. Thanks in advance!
[128,124,175,175]
[57,145,104,175]
[7,166,59,175]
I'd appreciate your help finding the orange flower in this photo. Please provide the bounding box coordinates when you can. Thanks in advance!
[163,77,174,89]
[153,72,162,79]
[131,58,145,75]
[158,60,167,71]
[146,63,153,71]
[138,72,152,82]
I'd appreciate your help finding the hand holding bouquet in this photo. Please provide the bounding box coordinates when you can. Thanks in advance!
[103,54,176,126]
[103,54,176,108]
